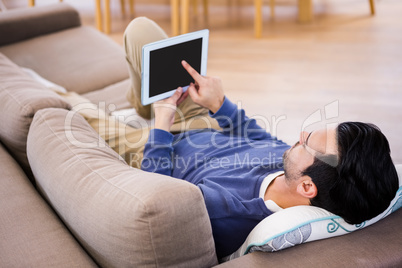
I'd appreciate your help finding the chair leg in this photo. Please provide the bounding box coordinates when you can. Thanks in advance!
[95,0,103,32]
[203,0,209,20]
[181,0,190,34]
[120,0,125,16]
[369,0,375,15]
[270,0,275,19]
[171,0,180,36]
[129,0,135,16]
[192,0,198,16]
[105,0,111,34]
[254,0,262,38]
[298,0,313,23]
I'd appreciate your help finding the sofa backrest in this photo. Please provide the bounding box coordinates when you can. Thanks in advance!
[0,3,81,47]
[0,4,129,95]
[26,107,218,267]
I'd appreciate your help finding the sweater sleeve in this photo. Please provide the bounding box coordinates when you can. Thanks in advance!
[141,129,174,176]
[210,97,271,141]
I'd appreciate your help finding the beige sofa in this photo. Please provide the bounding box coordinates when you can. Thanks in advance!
[1,4,401,268]
[0,4,216,267]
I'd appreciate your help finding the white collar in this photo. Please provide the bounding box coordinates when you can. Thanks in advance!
[259,171,284,213]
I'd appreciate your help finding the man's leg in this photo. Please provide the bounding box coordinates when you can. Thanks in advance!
[124,17,167,120]
[123,17,219,132]
[61,92,150,168]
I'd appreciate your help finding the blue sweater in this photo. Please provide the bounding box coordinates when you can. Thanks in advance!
[141,98,290,258]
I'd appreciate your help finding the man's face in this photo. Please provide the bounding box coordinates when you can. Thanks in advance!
[283,127,338,182]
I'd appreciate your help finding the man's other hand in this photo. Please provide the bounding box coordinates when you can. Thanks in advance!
[154,87,188,132]
[181,60,224,113]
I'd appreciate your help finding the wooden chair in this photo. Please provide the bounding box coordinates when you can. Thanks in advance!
[96,0,204,35]
[256,0,375,38]
[95,0,134,33]
[96,0,190,35]
[175,0,275,38]
[171,0,208,36]
[298,0,375,23]
[255,0,275,38]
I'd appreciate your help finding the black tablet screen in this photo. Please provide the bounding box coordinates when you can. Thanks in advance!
[149,38,203,98]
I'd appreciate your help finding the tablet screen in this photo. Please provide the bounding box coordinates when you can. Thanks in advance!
[141,29,209,106]
[149,38,202,98]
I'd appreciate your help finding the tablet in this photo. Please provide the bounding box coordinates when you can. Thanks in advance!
[141,29,209,106]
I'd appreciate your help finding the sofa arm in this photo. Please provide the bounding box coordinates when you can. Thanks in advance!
[27,108,218,268]
[0,3,81,47]
[216,209,402,267]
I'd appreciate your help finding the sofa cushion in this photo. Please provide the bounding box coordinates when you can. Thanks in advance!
[27,108,218,267]
[0,3,81,47]
[0,26,129,95]
[82,78,132,113]
[0,53,71,179]
[0,143,97,267]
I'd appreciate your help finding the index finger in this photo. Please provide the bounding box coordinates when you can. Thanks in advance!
[181,60,203,83]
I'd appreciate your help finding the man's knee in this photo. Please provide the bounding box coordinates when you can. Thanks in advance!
[123,17,168,55]
[124,17,155,39]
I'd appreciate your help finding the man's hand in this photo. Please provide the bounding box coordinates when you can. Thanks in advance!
[182,60,224,113]
[154,87,188,132]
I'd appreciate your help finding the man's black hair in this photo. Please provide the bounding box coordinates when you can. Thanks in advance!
[302,122,399,224]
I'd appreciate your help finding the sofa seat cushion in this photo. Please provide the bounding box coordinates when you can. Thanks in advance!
[82,78,132,113]
[0,26,129,95]
[0,53,71,179]
[0,143,97,267]
[27,108,218,267]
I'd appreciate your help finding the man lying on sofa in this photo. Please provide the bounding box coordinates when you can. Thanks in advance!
[139,59,399,258]
[63,17,399,259]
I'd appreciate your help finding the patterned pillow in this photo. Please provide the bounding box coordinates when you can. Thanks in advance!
[224,164,402,261]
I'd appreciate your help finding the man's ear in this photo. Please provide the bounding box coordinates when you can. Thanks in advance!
[296,176,317,199]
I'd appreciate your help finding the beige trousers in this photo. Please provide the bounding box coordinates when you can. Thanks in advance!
[62,17,218,168]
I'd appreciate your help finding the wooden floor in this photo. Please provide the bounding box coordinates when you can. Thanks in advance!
[4,0,402,163]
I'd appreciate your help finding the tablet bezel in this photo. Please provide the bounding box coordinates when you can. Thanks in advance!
[141,29,209,106]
